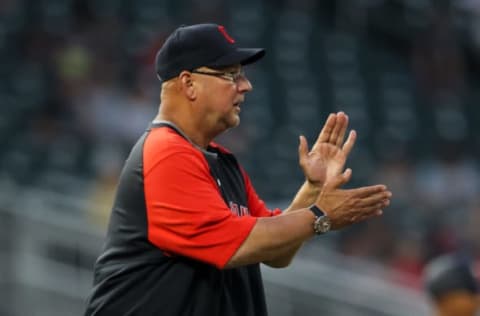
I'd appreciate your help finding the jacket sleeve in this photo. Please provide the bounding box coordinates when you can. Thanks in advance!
[144,145,257,269]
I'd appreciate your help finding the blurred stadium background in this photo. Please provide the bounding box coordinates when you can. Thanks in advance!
[1,0,479,315]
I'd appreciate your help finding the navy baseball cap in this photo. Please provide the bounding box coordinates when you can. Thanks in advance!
[155,23,265,81]
[424,254,479,300]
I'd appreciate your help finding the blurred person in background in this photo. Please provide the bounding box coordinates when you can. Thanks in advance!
[424,253,480,316]
[84,23,391,316]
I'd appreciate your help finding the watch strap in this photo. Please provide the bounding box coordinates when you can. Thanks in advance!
[309,204,325,217]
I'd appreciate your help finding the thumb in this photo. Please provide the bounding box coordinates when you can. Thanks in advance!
[298,135,309,164]
[325,168,352,189]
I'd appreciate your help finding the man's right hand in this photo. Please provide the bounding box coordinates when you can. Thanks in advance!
[314,168,392,230]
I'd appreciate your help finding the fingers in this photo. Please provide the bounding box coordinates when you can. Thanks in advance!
[352,198,390,220]
[316,113,336,144]
[349,206,383,223]
[316,112,350,148]
[329,112,348,146]
[342,130,356,157]
[348,184,388,198]
[345,189,391,224]
[298,135,308,165]
[354,190,392,207]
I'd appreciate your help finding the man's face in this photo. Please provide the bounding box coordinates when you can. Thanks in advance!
[436,291,480,316]
[192,65,252,134]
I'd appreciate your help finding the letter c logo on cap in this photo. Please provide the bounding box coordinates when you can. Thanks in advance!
[217,25,235,44]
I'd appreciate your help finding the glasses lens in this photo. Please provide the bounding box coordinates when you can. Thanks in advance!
[232,70,245,82]
[193,68,246,83]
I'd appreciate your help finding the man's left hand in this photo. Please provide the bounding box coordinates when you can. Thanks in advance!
[298,112,356,188]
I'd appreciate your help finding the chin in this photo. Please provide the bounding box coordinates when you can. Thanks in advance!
[231,117,240,128]
[227,115,240,127]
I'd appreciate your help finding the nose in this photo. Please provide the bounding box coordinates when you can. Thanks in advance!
[237,76,252,93]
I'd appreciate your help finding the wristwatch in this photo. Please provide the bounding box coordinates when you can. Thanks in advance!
[309,205,331,234]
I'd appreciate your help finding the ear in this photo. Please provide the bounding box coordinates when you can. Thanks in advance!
[178,71,196,101]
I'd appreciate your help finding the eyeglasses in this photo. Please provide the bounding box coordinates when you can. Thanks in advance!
[191,69,247,84]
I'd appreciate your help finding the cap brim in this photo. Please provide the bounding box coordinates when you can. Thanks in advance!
[208,48,265,68]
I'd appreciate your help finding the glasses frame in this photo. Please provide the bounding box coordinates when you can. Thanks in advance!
[191,69,246,83]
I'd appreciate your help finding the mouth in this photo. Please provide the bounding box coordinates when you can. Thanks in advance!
[233,99,244,107]
[233,102,241,112]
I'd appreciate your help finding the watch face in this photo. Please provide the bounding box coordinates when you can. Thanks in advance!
[314,216,331,234]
